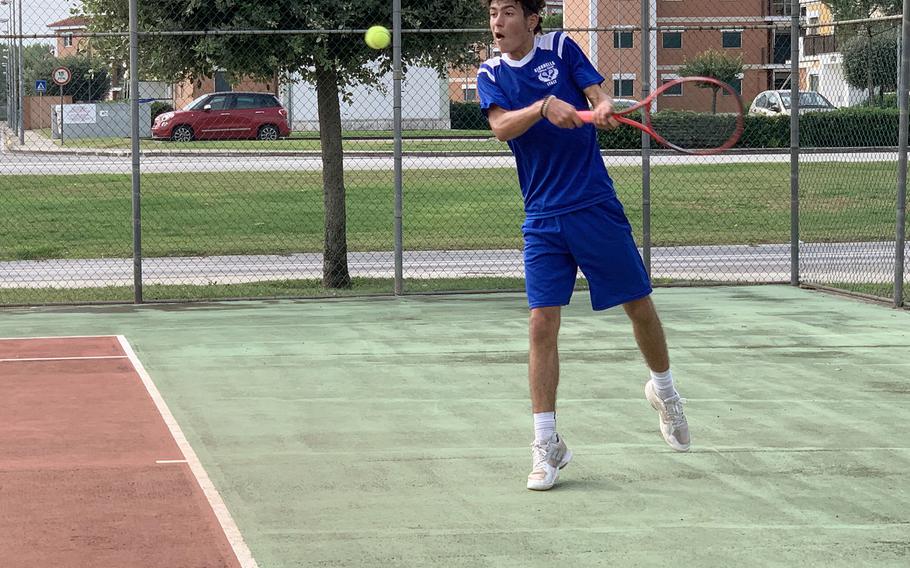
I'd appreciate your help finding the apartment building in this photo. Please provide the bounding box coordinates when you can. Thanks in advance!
[448,1,565,103]
[47,16,90,58]
[798,0,866,107]
[564,0,795,111]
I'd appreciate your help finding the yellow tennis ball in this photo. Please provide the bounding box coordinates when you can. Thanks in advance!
[365,25,391,49]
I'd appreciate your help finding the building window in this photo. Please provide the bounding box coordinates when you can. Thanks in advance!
[773,71,790,90]
[722,30,742,49]
[722,76,743,96]
[661,80,683,96]
[809,74,819,92]
[463,86,477,102]
[613,30,633,49]
[662,32,682,49]
[613,74,635,97]
[63,33,74,48]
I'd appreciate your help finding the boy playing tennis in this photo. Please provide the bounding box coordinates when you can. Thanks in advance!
[478,0,690,491]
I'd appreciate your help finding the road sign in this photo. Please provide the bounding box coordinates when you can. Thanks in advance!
[35,80,47,93]
[52,67,72,86]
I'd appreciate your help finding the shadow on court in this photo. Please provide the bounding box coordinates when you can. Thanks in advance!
[1,286,908,567]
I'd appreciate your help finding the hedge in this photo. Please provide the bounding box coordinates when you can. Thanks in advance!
[450,101,490,130]
[450,101,900,148]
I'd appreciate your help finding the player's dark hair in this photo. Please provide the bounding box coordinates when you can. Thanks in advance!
[485,0,547,34]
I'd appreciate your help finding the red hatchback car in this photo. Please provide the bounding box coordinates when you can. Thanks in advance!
[152,91,291,141]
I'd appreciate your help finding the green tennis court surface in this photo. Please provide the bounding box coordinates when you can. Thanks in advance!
[3,285,908,567]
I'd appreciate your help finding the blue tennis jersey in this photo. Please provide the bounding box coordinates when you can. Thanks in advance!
[477,32,615,219]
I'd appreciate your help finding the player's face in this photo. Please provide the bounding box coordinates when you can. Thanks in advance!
[489,1,537,57]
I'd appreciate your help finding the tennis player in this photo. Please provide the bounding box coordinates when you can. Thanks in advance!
[478,0,690,491]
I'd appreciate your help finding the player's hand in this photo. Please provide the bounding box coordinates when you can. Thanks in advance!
[543,97,584,129]
[591,99,620,130]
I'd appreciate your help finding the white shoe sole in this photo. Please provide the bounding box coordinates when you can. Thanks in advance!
[526,450,573,491]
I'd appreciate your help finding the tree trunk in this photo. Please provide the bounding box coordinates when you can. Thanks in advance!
[865,26,874,105]
[316,66,352,289]
[711,88,718,114]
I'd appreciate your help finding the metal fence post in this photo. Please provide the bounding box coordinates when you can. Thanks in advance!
[641,0,652,276]
[790,0,800,286]
[16,0,22,144]
[129,0,142,303]
[393,0,404,295]
[9,2,15,134]
[896,0,909,307]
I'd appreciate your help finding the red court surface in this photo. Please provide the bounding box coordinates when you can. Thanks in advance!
[0,336,249,568]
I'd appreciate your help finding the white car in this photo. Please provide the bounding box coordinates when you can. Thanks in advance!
[749,90,836,116]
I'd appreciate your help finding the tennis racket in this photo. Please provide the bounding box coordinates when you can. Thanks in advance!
[576,76,745,156]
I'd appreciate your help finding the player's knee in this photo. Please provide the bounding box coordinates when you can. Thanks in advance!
[529,308,560,345]
[623,296,657,323]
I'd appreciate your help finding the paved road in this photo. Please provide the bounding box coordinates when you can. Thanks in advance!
[1,242,904,288]
[0,148,900,176]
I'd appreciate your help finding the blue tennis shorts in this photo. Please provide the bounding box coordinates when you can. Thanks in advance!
[522,196,652,311]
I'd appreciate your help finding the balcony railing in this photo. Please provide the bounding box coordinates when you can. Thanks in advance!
[769,0,793,18]
[804,34,838,56]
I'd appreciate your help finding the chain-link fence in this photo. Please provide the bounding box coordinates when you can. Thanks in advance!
[0,0,906,308]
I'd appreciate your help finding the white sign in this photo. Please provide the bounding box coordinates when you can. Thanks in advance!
[56,104,97,125]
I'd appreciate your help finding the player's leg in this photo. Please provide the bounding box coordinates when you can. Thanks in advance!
[529,306,561,415]
[624,296,690,452]
[623,295,669,378]
[563,198,689,451]
[523,217,575,490]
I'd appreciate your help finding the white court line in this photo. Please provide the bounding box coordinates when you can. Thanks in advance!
[0,334,118,341]
[117,335,258,568]
[0,356,128,363]
[156,459,189,464]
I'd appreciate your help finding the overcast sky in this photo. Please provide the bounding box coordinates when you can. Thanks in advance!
[4,0,80,42]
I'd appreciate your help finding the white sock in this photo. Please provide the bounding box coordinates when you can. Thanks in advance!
[533,411,556,443]
[650,368,679,400]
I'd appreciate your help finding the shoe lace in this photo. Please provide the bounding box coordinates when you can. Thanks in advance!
[530,440,548,469]
[664,397,688,429]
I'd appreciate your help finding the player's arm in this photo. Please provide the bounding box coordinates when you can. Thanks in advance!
[582,84,620,130]
[487,98,585,141]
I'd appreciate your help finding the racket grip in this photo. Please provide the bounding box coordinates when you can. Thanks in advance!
[576,110,593,123]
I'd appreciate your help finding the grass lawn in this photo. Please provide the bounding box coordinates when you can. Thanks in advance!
[0,277,530,305]
[0,162,900,261]
[38,128,502,152]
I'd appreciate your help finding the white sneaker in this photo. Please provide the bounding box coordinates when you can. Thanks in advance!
[527,433,573,491]
[645,380,691,452]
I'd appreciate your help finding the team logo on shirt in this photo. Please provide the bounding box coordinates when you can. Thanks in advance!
[535,61,559,86]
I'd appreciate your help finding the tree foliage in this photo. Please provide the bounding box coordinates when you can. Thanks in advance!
[821,0,901,20]
[22,44,111,101]
[678,49,744,113]
[80,0,488,288]
[841,27,898,96]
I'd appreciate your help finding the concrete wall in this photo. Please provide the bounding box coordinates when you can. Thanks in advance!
[51,102,152,139]
[282,64,451,131]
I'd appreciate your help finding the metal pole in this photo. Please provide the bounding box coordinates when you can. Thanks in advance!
[17,0,23,144]
[640,0,652,276]
[9,1,15,134]
[5,17,11,128]
[790,0,800,286]
[59,88,63,144]
[895,0,909,307]
[129,0,142,303]
[393,0,404,295]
